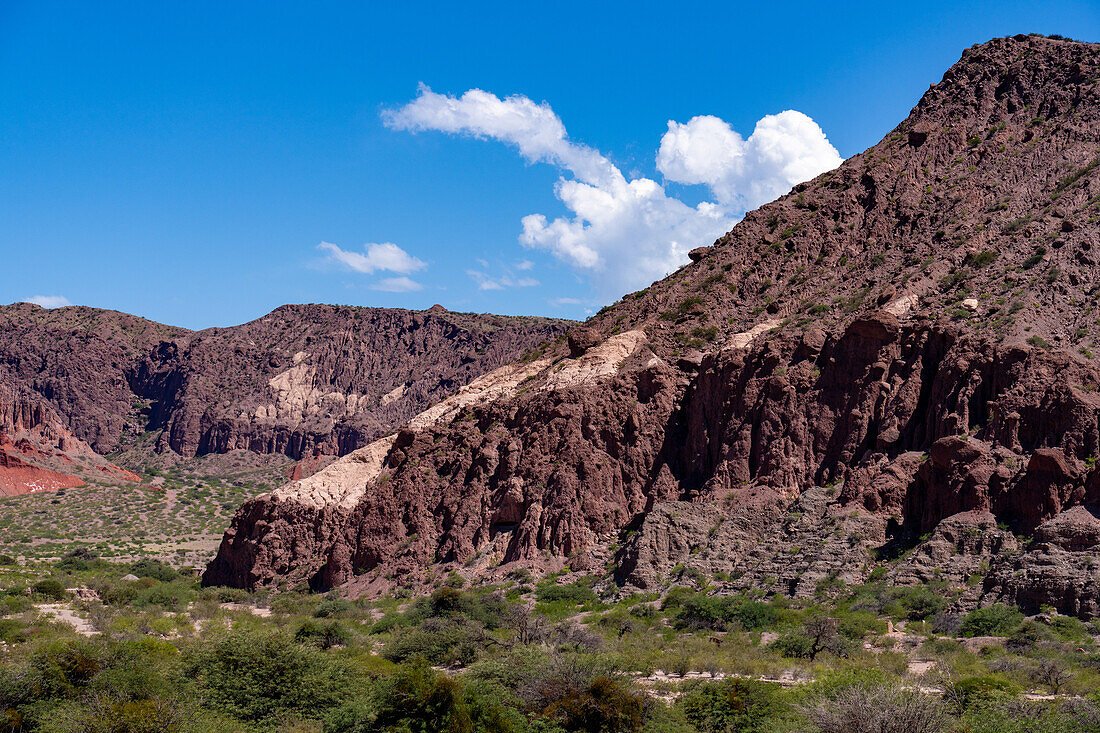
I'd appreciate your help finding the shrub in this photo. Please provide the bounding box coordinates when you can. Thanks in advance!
[57,547,99,573]
[967,250,997,268]
[1027,336,1052,350]
[944,674,1018,713]
[770,616,850,660]
[1022,246,1046,269]
[382,617,487,666]
[295,619,352,649]
[32,579,67,601]
[535,578,598,606]
[770,631,817,659]
[542,676,648,733]
[185,628,353,725]
[31,638,104,697]
[679,678,789,733]
[129,558,178,582]
[372,662,473,733]
[1006,619,1055,651]
[314,594,354,618]
[132,581,193,611]
[959,604,1024,637]
[804,682,946,733]
[887,586,946,621]
[666,592,778,631]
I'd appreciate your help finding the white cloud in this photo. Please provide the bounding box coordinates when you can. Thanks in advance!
[318,241,426,275]
[466,269,539,291]
[385,86,841,296]
[657,112,842,211]
[550,297,583,306]
[515,259,535,271]
[25,295,71,308]
[370,276,423,292]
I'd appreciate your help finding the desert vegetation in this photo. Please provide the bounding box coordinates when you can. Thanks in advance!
[3,555,1100,732]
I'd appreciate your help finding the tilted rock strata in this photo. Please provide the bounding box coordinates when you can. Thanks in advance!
[203,36,1100,616]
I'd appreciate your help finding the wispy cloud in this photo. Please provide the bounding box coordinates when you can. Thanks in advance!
[317,241,426,275]
[25,295,71,308]
[370,276,424,292]
[466,269,539,291]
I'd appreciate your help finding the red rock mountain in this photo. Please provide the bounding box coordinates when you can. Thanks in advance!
[0,385,139,497]
[205,36,1100,618]
[0,302,572,472]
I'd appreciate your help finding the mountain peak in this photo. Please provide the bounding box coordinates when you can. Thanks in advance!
[581,35,1100,359]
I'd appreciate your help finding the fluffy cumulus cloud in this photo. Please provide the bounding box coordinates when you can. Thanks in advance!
[385,86,841,296]
[656,112,843,211]
[25,295,71,308]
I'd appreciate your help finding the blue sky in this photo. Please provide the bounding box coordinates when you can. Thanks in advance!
[2,1,1098,329]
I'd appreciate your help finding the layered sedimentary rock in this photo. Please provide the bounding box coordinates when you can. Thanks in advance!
[200,35,1100,615]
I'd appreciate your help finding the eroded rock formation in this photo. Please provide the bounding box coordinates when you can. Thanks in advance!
[203,36,1100,617]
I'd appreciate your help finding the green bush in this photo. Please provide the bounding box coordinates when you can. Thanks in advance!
[184,628,354,725]
[372,661,473,733]
[679,678,790,733]
[535,578,599,606]
[132,581,194,611]
[959,604,1024,637]
[769,631,817,659]
[665,592,778,631]
[382,617,487,666]
[542,676,648,733]
[946,674,1018,713]
[295,619,352,649]
[32,578,67,601]
[130,558,178,582]
[313,594,354,618]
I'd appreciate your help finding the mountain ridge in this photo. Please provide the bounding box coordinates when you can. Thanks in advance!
[0,301,572,469]
[205,35,1100,618]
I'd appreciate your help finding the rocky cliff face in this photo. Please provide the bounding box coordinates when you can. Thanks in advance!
[0,384,140,496]
[0,303,572,465]
[205,35,1100,617]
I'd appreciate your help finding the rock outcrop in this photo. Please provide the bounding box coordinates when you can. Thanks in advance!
[0,384,139,496]
[184,37,1100,617]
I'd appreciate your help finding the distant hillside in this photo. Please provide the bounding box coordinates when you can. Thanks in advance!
[0,302,572,463]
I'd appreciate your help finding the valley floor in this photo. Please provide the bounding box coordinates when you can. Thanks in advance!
[0,449,293,567]
[2,555,1100,732]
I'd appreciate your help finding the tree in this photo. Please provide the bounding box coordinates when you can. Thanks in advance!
[770,616,849,660]
[959,604,1023,637]
[1033,659,1071,694]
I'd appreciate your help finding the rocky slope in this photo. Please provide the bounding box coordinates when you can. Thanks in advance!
[0,302,572,468]
[203,35,1100,617]
[0,384,139,496]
